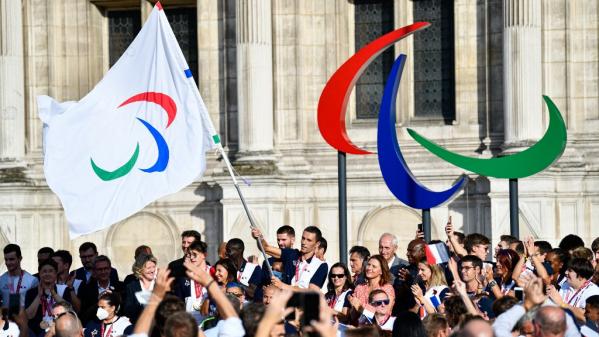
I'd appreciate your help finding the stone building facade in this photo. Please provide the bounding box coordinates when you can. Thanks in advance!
[0,0,597,276]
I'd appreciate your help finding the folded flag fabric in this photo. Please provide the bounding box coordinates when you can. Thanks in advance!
[425,243,450,265]
[38,2,217,238]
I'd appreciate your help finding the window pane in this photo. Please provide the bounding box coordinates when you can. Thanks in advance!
[108,10,141,67]
[166,8,198,84]
[354,0,394,120]
[413,0,455,122]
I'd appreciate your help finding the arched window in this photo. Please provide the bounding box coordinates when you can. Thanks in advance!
[412,0,455,123]
[354,0,394,120]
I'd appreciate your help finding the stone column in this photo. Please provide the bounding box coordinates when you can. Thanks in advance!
[236,0,275,161]
[0,0,25,161]
[503,0,543,147]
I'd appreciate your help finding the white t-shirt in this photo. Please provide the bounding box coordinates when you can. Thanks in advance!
[379,316,396,331]
[0,271,38,307]
[558,281,599,308]
[0,321,20,337]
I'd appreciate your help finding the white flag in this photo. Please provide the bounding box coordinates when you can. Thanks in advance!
[38,3,217,238]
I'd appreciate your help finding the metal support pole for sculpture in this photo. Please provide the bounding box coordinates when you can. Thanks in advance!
[338,151,348,265]
[509,178,519,237]
[422,208,431,242]
[216,139,273,276]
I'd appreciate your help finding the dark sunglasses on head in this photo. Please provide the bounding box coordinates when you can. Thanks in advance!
[370,299,390,306]
[330,274,345,279]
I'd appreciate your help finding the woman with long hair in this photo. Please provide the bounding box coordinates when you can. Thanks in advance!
[324,262,353,323]
[410,262,449,317]
[487,249,519,298]
[347,255,395,322]
[213,259,238,287]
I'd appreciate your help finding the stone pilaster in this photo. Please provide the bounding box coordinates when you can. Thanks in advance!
[235,0,275,164]
[0,0,25,161]
[503,0,543,147]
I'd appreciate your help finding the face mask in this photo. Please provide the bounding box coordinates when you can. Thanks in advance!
[272,271,284,281]
[96,307,109,321]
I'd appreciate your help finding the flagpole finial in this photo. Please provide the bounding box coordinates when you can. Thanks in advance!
[155,1,163,10]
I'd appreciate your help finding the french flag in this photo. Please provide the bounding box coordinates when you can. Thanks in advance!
[425,243,450,265]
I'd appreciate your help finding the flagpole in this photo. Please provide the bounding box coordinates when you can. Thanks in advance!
[213,137,274,276]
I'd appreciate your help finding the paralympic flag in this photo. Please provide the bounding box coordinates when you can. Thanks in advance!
[38,3,217,238]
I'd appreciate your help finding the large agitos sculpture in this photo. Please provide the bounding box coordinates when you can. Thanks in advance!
[317,23,567,210]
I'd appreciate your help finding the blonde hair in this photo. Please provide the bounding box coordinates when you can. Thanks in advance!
[420,262,448,288]
[132,253,157,279]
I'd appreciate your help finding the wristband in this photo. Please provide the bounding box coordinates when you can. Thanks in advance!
[488,280,498,288]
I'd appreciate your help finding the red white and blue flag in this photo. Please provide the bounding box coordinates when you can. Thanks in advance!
[425,243,450,265]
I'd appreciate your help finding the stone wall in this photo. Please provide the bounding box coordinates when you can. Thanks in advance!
[0,0,597,275]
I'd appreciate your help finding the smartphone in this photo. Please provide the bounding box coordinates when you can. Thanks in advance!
[514,287,524,301]
[418,223,423,232]
[8,294,20,318]
[287,291,320,328]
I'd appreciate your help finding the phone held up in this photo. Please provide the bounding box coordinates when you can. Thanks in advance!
[287,291,321,337]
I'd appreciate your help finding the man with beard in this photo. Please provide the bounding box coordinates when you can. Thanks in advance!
[260,225,295,286]
[251,226,328,290]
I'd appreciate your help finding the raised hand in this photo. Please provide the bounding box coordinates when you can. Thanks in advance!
[523,275,546,309]
[445,216,454,237]
[398,268,412,282]
[251,227,263,239]
[546,284,563,306]
[153,268,174,300]
[524,237,536,257]
[411,284,424,301]
[184,260,212,286]
[453,279,467,296]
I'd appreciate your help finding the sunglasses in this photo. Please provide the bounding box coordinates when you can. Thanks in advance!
[53,310,78,322]
[370,299,390,306]
[330,274,346,279]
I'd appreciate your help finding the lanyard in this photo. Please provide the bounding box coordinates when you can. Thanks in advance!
[100,322,114,337]
[9,271,24,294]
[40,293,55,318]
[294,259,309,284]
[566,280,592,306]
[328,294,338,309]
[193,280,203,299]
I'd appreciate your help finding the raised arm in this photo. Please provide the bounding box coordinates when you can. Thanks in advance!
[445,217,467,258]
[133,268,174,335]
[251,227,282,258]
[525,237,551,285]
[184,260,237,319]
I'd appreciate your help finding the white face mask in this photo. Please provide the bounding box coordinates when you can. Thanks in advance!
[96,307,109,321]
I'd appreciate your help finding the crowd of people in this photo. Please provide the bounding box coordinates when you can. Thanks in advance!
[0,222,599,337]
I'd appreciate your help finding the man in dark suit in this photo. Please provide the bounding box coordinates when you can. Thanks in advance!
[78,255,125,325]
[378,233,408,284]
[167,230,202,279]
[74,242,119,286]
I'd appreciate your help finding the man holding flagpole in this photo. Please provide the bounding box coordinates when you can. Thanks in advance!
[251,226,328,291]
